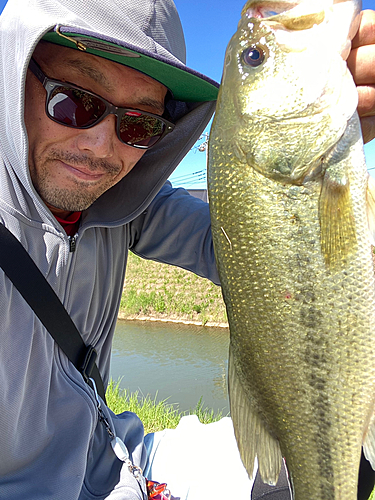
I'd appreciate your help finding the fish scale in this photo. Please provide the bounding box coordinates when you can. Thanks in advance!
[208,1,375,498]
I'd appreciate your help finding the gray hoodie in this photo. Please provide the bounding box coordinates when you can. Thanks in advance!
[0,0,219,498]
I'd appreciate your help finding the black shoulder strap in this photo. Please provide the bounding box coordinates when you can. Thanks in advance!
[0,223,106,402]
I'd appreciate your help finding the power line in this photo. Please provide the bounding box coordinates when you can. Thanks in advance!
[169,170,206,187]
[169,169,205,182]
[169,133,209,188]
[186,178,207,187]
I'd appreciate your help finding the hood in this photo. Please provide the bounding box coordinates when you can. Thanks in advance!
[0,0,219,228]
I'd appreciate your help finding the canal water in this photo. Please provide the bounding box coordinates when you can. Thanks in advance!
[110,319,230,414]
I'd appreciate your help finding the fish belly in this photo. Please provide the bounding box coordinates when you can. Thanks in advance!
[208,147,375,499]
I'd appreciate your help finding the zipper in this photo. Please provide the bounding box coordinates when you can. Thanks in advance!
[68,234,77,252]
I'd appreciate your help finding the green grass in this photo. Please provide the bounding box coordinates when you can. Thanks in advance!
[119,252,227,325]
[106,379,224,434]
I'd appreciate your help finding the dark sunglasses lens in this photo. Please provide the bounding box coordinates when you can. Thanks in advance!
[47,87,107,127]
[119,111,165,147]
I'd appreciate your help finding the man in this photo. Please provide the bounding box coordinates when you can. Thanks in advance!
[0,1,374,499]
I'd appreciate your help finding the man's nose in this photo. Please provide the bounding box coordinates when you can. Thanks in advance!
[76,115,116,158]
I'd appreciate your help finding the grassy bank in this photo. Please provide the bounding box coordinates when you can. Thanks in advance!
[119,252,227,326]
[106,380,223,434]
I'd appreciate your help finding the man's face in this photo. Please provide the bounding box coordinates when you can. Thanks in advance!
[24,43,168,216]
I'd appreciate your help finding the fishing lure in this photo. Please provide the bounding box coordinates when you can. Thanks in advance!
[146,479,175,499]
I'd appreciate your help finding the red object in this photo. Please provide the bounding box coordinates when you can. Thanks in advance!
[54,211,82,236]
[146,479,172,499]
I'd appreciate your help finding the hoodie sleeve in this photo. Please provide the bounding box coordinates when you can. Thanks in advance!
[129,182,220,286]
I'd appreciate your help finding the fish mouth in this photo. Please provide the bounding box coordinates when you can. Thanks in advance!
[242,1,326,30]
[243,1,298,19]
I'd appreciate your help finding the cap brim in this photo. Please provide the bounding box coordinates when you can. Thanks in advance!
[42,27,219,102]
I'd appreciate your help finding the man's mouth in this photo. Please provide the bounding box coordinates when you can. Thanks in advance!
[58,160,107,181]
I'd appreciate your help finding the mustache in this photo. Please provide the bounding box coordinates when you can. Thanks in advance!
[47,150,122,175]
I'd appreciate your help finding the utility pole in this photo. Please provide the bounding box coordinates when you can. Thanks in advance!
[197,132,209,164]
[197,132,209,200]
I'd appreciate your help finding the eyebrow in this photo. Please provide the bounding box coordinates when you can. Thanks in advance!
[136,97,165,114]
[65,58,166,114]
[66,58,115,93]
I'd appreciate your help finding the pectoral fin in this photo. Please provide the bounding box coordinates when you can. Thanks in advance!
[319,168,357,270]
[228,347,282,485]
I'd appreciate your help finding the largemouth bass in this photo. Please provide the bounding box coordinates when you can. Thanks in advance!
[208,1,375,498]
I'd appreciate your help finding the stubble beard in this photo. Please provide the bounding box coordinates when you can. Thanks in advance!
[30,149,124,212]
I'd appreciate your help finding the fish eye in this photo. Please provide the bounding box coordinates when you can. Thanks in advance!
[242,45,266,68]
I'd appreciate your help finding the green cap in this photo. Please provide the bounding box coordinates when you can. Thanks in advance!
[42,26,219,103]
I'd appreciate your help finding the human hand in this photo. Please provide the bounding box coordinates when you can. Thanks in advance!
[347,9,375,144]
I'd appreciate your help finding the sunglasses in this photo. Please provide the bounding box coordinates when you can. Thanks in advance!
[28,58,175,149]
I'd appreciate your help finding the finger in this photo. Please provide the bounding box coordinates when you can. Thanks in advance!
[361,115,375,144]
[352,10,375,49]
[357,85,375,117]
[347,45,375,86]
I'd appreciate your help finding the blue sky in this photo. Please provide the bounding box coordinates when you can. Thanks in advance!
[0,0,373,187]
